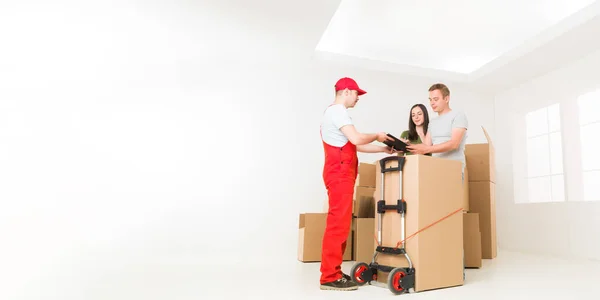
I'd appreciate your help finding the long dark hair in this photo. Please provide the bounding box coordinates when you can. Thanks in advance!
[407,104,429,141]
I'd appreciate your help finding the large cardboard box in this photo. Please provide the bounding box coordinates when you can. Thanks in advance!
[465,127,495,183]
[353,218,376,264]
[354,186,376,218]
[374,155,464,292]
[463,213,482,268]
[298,213,352,262]
[356,162,376,187]
[468,182,497,259]
[462,167,469,211]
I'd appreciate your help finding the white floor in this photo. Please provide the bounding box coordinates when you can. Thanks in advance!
[7,250,600,299]
[281,250,600,300]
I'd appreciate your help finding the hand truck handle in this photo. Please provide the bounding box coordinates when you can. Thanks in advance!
[379,156,406,173]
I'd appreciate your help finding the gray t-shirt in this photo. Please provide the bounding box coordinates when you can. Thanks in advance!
[428,110,468,171]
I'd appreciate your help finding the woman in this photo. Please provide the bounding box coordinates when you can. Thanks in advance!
[400,103,431,156]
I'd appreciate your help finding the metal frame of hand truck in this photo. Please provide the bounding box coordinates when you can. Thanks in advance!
[350,156,416,295]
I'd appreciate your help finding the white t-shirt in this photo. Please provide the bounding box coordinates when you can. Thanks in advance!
[428,110,468,171]
[321,104,353,147]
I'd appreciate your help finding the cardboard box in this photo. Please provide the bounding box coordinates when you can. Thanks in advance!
[353,218,376,264]
[356,162,376,187]
[463,213,482,268]
[465,127,495,183]
[462,167,469,211]
[354,186,376,218]
[298,213,352,262]
[468,182,497,259]
[374,155,464,292]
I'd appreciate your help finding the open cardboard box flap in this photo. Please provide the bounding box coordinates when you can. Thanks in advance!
[465,126,495,183]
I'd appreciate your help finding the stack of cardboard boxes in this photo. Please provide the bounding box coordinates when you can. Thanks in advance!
[301,163,377,263]
[297,127,497,293]
[465,127,497,259]
[352,163,377,264]
[461,149,484,269]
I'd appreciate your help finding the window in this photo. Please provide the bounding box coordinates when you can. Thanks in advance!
[525,104,565,203]
[578,90,600,202]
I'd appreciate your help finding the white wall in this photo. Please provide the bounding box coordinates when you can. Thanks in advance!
[494,48,600,261]
[0,1,494,298]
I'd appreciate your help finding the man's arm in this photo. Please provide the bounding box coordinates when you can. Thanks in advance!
[340,125,376,145]
[330,105,390,145]
[340,125,390,145]
[427,128,466,153]
[407,128,465,154]
[357,144,393,153]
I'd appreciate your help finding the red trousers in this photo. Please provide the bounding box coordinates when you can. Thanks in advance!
[320,140,357,284]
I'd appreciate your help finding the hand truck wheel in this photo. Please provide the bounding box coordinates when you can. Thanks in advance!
[387,267,408,295]
[350,262,372,286]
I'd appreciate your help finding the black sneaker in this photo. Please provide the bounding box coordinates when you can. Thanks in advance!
[320,277,358,291]
[342,272,352,281]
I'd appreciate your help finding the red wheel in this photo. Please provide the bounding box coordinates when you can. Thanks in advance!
[350,262,370,286]
[387,268,407,295]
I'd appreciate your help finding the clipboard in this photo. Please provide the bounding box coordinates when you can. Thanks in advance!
[382,133,408,152]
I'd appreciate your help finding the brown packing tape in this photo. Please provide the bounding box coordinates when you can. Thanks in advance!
[377,207,464,249]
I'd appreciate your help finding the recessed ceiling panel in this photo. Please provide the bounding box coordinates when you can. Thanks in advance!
[316,0,597,74]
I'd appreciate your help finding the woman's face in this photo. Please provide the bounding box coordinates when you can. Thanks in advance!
[411,106,424,126]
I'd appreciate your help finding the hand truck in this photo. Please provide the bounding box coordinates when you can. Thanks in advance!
[350,156,416,295]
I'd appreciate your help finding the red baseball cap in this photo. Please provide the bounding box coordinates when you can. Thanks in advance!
[335,77,367,95]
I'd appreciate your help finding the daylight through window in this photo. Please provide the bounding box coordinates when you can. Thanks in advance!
[578,90,600,202]
[525,104,565,203]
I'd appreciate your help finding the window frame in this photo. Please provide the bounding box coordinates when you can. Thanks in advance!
[577,91,600,202]
[525,103,566,203]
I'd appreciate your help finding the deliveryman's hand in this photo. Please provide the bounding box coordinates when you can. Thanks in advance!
[376,132,393,143]
[383,146,397,154]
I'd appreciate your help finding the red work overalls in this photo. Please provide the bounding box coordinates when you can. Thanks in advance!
[320,138,358,284]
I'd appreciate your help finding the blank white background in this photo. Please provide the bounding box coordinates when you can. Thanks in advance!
[0,1,495,299]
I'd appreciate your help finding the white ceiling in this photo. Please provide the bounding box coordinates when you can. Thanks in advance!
[315,0,599,81]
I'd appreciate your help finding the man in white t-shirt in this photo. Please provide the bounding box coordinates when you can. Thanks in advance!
[319,77,393,291]
[406,83,468,174]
